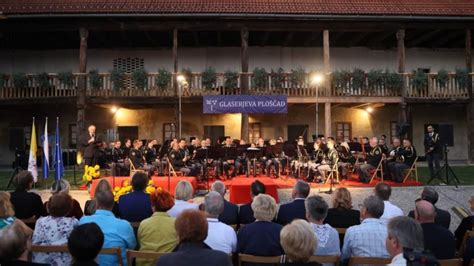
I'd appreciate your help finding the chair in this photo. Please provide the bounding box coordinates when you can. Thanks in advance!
[439,258,463,266]
[238,254,282,266]
[126,250,165,266]
[100,247,124,266]
[325,158,340,184]
[308,255,340,265]
[348,256,391,266]
[369,159,384,183]
[403,156,419,183]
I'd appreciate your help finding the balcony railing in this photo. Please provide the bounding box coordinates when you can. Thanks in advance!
[0,72,471,101]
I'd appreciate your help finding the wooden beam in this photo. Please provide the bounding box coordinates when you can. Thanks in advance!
[241,27,249,141]
[368,30,395,48]
[346,32,371,47]
[287,96,403,103]
[77,27,88,150]
[407,29,441,47]
[396,29,405,73]
[431,31,463,47]
[323,30,330,73]
[325,102,331,138]
[260,31,270,47]
[283,32,294,47]
[193,31,200,47]
[466,29,472,73]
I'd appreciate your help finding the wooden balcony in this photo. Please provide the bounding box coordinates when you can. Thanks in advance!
[0,72,471,104]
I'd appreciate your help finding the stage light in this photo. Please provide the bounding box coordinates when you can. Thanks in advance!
[110,106,118,113]
[366,106,373,113]
[177,75,185,83]
[311,74,323,85]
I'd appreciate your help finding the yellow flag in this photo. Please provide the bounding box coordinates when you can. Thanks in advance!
[28,117,38,182]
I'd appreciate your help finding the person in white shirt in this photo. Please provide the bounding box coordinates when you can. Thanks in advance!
[375,182,403,223]
[203,191,237,254]
[386,216,424,266]
[167,180,199,218]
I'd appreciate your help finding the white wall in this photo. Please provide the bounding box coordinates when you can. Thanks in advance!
[0,46,468,74]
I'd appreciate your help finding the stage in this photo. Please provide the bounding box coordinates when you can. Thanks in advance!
[90,174,423,205]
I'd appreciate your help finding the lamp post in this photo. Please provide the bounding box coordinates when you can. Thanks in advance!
[311,74,323,138]
[177,75,186,139]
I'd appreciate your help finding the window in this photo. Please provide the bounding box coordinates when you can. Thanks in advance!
[69,124,77,148]
[335,122,351,142]
[249,123,262,143]
[163,123,176,142]
[390,121,397,143]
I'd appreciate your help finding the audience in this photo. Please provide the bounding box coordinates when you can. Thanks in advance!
[118,172,152,222]
[386,216,424,265]
[455,195,474,248]
[280,219,320,266]
[341,195,389,261]
[68,223,104,266]
[156,209,232,266]
[277,180,310,225]
[463,237,474,266]
[0,221,46,266]
[324,188,360,228]
[237,194,284,260]
[32,192,78,265]
[0,192,16,229]
[414,200,455,259]
[138,188,178,266]
[203,191,237,254]
[45,179,83,220]
[211,181,239,225]
[79,190,136,266]
[239,180,266,224]
[374,183,403,223]
[84,179,120,216]
[167,180,199,218]
[9,171,46,219]
[305,196,340,262]
[408,187,451,229]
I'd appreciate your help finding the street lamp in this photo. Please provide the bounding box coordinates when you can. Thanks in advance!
[177,75,186,139]
[310,73,323,138]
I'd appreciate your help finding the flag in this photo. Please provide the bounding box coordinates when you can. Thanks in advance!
[27,117,38,182]
[54,117,64,180]
[42,117,49,179]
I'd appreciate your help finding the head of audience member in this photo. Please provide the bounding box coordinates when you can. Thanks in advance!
[95,190,115,212]
[108,141,114,149]
[277,137,284,143]
[403,139,412,148]
[175,180,194,201]
[51,179,71,195]
[211,181,226,198]
[114,140,121,149]
[469,195,474,213]
[374,182,392,201]
[392,138,401,148]
[194,138,201,146]
[386,216,424,259]
[333,187,353,209]
[0,221,31,262]
[292,180,310,200]
[420,187,439,205]
[381,134,386,141]
[280,220,317,263]
[250,180,266,199]
[48,192,73,217]
[305,195,328,225]
[191,139,197,146]
[0,192,14,219]
[178,139,186,149]
[96,179,113,193]
[204,191,224,219]
[360,195,384,220]
[427,125,434,133]
[131,172,148,192]
[88,125,96,135]
[414,200,436,224]
[125,138,131,148]
[14,171,34,192]
[369,137,378,148]
[313,141,320,150]
[252,194,277,222]
[151,188,175,213]
[68,223,104,263]
[175,209,208,244]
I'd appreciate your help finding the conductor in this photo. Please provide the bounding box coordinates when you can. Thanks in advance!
[80,124,102,166]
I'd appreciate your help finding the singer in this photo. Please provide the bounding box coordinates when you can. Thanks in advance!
[80,124,102,166]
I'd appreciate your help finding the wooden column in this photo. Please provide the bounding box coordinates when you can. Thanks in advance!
[173,28,178,95]
[324,102,331,138]
[77,28,88,150]
[323,30,330,73]
[466,29,474,163]
[240,27,249,141]
[397,29,408,128]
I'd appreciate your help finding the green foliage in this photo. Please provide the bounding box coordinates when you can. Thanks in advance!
[156,68,172,90]
[58,71,74,87]
[252,67,268,89]
[0,73,6,89]
[436,69,449,89]
[223,70,239,89]
[455,68,470,90]
[289,67,306,87]
[132,69,148,90]
[411,69,428,91]
[367,69,384,88]
[110,69,125,91]
[202,67,217,89]
[13,73,28,89]
[332,70,351,89]
[271,67,285,89]
[35,72,50,90]
[385,70,403,92]
[88,70,102,90]
[351,68,366,90]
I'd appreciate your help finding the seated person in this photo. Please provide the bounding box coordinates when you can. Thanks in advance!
[68,223,104,266]
[375,182,403,224]
[239,180,266,225]
[386,216,424,266]
[84,179,120,216]
[45,179,83,220]
[280,220,320,266]
[355,137,382,183]
[276,180,310,225]
[211,181,239,226]
[315,140,338,183]
[167,180,199,218]
[169,140,197,176]
[9,171,46,219]
[408,187,451,229]
[387,139,417,183]
[0,192,17,229]
[118,172,153,222]
[455,194,474,248]
[324,188,360,228]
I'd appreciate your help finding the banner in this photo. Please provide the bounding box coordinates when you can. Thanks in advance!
[203,95,287,114]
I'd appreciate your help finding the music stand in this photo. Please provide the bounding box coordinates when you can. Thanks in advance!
[6,150,23,190]
[194,148,210,195]
[427,144,460,187]
[246,148,263,177]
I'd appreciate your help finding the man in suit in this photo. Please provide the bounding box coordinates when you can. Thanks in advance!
[79,124,102,166]
[408,187,451,229]
[238,180,265,225]
[276,180,310,225]
[415,200,456,259]
[424,125,441,179]
[211,181,239,226]
[455,195,474,248]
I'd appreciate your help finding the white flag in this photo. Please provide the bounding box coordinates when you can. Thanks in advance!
[28,117,38,182]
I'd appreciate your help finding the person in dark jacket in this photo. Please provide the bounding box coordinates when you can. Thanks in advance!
[117,172,152,222]
[9,171,46,220]
[455,195,474,248]
[276,180,310,225]
[211,181,239,226]
[156,209,231,266]
[408,187,451,229]
[79,124,102,167]
[239,180,266,225]
[44,179,83,220]
[324,187,360,228]
[68,223,104,266]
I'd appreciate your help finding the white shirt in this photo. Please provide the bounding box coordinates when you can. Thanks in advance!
[388,253,407,265]
[167,200,199,218]
[204,218,237,254]
[381,201,404,224]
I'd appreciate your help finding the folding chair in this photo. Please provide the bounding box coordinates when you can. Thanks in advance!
[369,159,384,184]
[238,254,282,266]
[166,157,182,177]
[348,256,391,266]
[403,156,419,183]
[126,250,165,266]
[325,158,340,184]
[439,258,463,266]
[100,247,124,266]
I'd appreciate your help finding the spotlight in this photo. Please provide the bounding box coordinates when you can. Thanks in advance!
[366,107,373,113]
[311,74,323,85]
[177,75,185,83]
[110,106,118,113]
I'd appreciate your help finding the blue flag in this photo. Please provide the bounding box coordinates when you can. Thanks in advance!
[54,117,64,180]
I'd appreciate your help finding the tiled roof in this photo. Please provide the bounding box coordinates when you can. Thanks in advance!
[1,0,473,17]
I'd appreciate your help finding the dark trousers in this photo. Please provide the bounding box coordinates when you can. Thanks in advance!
[427,153,441,178]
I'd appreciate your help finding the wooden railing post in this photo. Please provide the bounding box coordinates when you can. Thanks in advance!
[77,27,88,150]
[397,29,408,129]
[240,27,249,141]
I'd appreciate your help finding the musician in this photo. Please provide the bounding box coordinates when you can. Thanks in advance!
[264,139,280,178]
[307,140,324,182]
[424,125,441,179]
[388,139,417,182]
[384,138,402,180]
[379,136,389,155]
[79,124,102,166]
[144,139,163,174]
[337,142,353,179]
[362,137,370,152]
[292,137,309,178]
[169,140,193,176]
[110,140,129,176]
[315,139,339,183]
[256,138,267,174]
[236,139,248,175]
[122,138,132,160]
[129,139,146,170]
[356,137,382,183]
[222,137,238,178]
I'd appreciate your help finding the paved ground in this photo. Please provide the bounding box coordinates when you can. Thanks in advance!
[33,185,473,233]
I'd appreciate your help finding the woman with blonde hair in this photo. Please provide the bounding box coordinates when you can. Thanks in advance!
[84,179,119,216]
[167,180,198,218]
[324,187,360,229]
[0,192,17,229]
[280,219,320,265]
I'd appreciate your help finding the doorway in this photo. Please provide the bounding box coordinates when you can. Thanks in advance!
[204,126,225,145]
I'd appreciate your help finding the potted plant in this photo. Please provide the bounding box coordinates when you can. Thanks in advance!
[411,69,428,91]
[224,70,239,89]
[367,69,383,91]
[89,70,102,90]
[0,73,6,89]
[289,67,306,88]
[352,68,366,91]
[58,71,74,87]
[202,67,217,90]
[436,69,449,89]
[110,69,125,91]
[332,69,351,92]
[252,67,268,90]
[156,68,171,90]
[35,72,50,90]
[132,69,148,90]
[271,67,285,89]
[13,73,28,89]
[385,70,403,93]
[455,67,470,90]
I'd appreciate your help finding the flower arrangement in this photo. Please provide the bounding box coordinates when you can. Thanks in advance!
[83,165,101,182]
[113,179,159,202]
